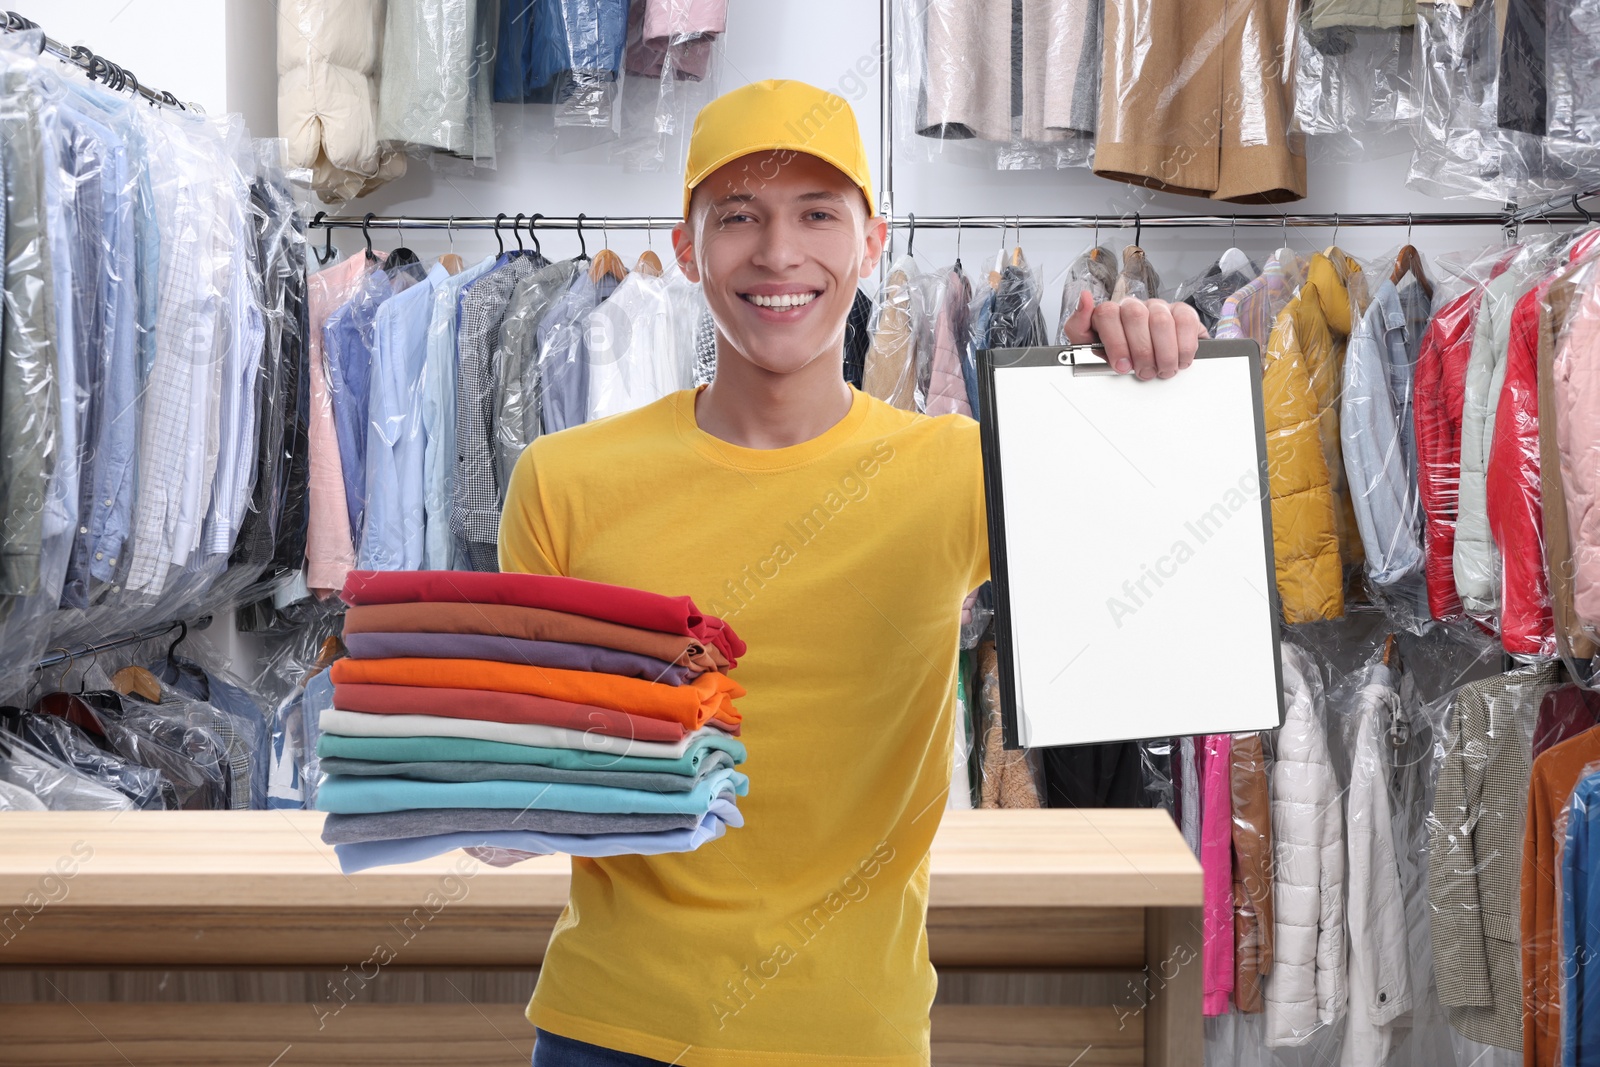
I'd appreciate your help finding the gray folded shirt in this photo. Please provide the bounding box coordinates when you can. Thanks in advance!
[316,751,736,794]
[321,806,705,844]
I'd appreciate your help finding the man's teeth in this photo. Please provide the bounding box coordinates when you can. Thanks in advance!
[746,292,818,309]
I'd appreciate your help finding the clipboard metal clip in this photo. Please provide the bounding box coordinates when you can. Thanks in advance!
[1058,344,1115,375]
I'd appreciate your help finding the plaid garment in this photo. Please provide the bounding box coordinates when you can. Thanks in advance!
[126,118,221,596]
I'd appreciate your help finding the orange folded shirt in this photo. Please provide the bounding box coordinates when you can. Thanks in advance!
[328,657,744,732]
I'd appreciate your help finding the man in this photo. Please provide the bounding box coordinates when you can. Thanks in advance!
[501,80,1206,1066]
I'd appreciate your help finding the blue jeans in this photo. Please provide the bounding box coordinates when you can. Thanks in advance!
[531,1029,671,1066]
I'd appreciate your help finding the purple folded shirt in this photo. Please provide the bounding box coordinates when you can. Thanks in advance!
[342,631,694,685]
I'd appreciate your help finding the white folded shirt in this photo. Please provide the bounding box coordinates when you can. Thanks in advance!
[319,707,710,759]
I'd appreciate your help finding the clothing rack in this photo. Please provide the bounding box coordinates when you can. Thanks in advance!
[311,210,1587,234]
[34,616,212,672]
[0,9,195,111]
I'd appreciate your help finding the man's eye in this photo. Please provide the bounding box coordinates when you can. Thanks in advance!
[807,211,834,221]
[723,213,753,224]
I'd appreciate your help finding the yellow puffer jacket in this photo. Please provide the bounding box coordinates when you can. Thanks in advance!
[1262,251,1368,623]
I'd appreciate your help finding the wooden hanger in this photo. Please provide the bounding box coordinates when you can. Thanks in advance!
[590,247,629,283]
[439,253,465,275]
[111,665,162,703]
[635,249,663,277]
[1390,245,1433,301]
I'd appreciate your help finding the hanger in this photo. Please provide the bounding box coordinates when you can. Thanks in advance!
[438,216,464,275]
[527,213,543,258]
[311,211,336,266]
[588,214,628,283]
[1390,214,1434,301]
[1131,212,1143,250]
[954,215,964,273]
[33,646,109,739]
[635,216,663,277]
[1009,215,1025,267]
[1088,215,1108,263]
[386,216,419,271]
[1576,194,1596,226]
[1325,213,1341,256]
[575,212,590,262]
[988,217,1007,291]
[906,213,917,260]
[361,212,378,264]
[512,212,528,255]
[494,212,507,256]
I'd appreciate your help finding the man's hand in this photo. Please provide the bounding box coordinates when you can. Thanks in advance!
[1060,291,1209,379]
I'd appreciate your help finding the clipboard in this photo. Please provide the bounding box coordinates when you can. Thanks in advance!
[976,341,1286,750]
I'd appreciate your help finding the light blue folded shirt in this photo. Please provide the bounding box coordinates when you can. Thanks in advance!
[316,766,748,815]
[333,799,740,873]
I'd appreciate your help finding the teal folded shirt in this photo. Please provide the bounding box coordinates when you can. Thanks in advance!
[316,730,745,776]
[316,766,749,815]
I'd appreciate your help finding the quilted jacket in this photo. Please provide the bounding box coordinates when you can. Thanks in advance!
[1261,251,1366,623]
[277,0,405,202]
[1263,643,1347,1046]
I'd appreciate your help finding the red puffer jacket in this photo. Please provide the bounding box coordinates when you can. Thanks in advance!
[1487,278,1557,655]
[1414,288,1482,621]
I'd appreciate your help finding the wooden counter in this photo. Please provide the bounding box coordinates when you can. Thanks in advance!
[0,809,1202,1066]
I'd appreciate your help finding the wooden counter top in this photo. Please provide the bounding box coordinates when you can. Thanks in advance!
[0,808,1200,910]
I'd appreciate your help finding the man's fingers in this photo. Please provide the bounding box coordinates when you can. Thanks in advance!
[1148,301,1179,378]
[1062,290,1096,345]
[1090,300,1132,373]
[1173,302,1206,369]
[1118,299,1155,379]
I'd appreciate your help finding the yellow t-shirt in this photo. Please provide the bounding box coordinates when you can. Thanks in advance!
[500,385,988,1066]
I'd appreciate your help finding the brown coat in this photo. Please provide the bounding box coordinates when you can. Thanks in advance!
[1230,732,1275,1012]
[1095,0,1306,203]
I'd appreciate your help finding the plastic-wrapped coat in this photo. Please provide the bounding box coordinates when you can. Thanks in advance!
[1263,643,1346,1046]
[277,0,405,202]
[1413,287,1482,621]
[1261,252,1366,623]
[1487,277,1558,655]
[1455,269,1524,618]
[1555,265,1600,635]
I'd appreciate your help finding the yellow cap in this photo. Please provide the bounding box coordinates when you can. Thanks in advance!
[682,79,875,218]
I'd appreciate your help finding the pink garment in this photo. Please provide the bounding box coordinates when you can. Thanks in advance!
[925,269,974,418]
[1201,733,1235,1016]
[306,253,378,595]
[624,0,725,80]
[1555,262,1600,632]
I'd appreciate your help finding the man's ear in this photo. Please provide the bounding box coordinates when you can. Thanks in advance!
[858,215,888,280]
[672,221,700,283]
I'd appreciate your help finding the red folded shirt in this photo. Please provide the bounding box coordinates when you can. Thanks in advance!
[330,683,688,743]
[340,570,746,668]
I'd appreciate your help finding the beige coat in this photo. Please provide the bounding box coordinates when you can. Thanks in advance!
[278,0,405,202]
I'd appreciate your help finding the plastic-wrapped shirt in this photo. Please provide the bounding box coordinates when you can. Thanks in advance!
[497,258,584,496]
[585,266,702,423]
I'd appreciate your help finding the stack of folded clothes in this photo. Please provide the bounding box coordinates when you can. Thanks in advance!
[315,570,749,873]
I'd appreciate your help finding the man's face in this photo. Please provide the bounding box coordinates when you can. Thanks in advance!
[673,151,885,378]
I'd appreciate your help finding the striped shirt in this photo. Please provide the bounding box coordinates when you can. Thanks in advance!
[1215,249,1305,348]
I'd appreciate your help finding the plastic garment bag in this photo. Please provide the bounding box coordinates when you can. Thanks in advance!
[862,258,925,412]
[613,0,725,172]
[902,0,1097,170]
[1340,271,1432,625]
[1262,642,1347,1048]
[1560,765,1600,1063]
[585,264,703,423]
[1056,245,1116,344]
[1335,658,1411,1066]
[496,257,583,493]
[276,0,405,201]
[1097,0,1304,202]
[85,690,231,811]
[536,264,619,436]
[1427,662,1561,1054]
[377,0,498,165]
[1176,248,1258,334]
[974,639,1040,809]
[7,708,167,809]
[1550,245,1600,648]
[924,266,974,419]
[0,729,133,811]
[1294,17,1418,152]
[494,0,629,129]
